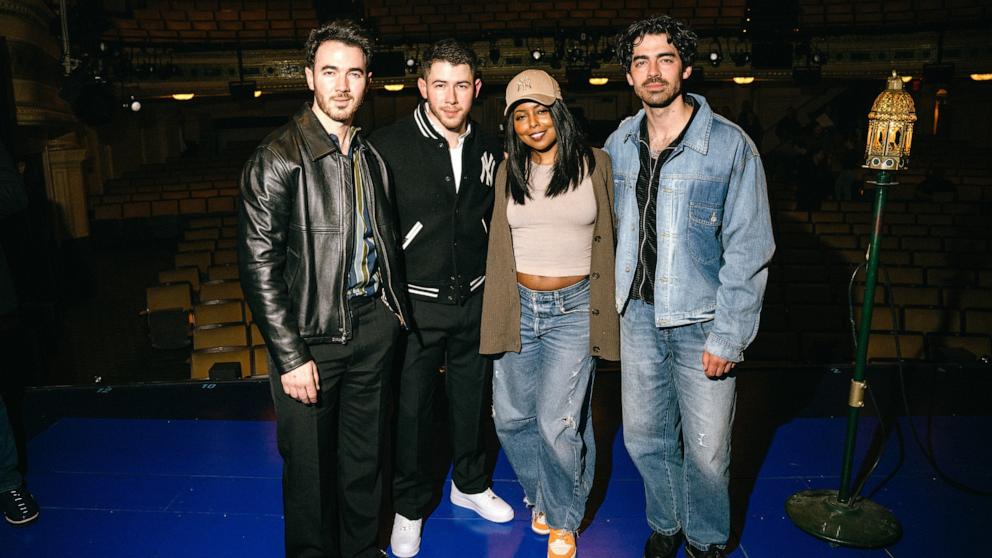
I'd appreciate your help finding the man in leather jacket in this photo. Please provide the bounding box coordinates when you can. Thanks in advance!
[238,20,409,558]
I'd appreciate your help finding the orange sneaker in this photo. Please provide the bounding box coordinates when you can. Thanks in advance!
[547,529,577,558]
[531,509,550,535]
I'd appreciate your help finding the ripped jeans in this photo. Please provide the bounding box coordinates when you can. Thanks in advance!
[493,279,596,532]
[620,299,736,551]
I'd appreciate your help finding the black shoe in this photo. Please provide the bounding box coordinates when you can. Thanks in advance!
[644,531,682,558]
[685,543,726,558]
[2,487,39,525]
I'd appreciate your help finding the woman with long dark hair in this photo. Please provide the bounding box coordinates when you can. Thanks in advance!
[480,69,619,558]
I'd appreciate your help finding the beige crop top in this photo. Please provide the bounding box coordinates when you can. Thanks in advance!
[506,163,596,277]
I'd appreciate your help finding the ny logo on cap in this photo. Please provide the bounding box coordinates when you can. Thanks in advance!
[516,78,532,91]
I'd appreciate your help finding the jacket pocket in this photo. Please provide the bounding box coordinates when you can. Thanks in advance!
[687,201,723,270]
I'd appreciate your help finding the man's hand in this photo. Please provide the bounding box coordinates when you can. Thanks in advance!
[702,351,736,379]
[281,360,320,404]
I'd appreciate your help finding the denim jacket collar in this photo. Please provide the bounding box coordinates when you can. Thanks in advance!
[621,93,713,157]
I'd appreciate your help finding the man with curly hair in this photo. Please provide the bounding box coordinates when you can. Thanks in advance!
[605,15,775,558]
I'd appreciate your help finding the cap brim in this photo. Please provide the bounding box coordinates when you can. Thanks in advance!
[503,93,559,115]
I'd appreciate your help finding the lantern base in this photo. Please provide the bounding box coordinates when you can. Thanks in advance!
[786,489,902,548]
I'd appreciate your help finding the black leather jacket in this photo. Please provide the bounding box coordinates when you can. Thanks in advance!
[238,103,410,374]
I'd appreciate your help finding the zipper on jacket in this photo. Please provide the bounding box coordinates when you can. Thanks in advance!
[360,145,406,328]
[636,137,660,298]
[338,154,352,341]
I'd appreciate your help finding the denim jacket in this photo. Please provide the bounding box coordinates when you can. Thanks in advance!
[604,93,775,362]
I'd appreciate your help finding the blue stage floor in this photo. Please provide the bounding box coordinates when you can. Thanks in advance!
[1,407,988,557]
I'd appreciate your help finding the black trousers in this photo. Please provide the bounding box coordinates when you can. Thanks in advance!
[392,294,491,519]
[270,297,400,558]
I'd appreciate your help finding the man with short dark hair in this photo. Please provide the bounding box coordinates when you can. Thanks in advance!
[239,20,409,558]
[606,15,775,558]
[369,38,509,558]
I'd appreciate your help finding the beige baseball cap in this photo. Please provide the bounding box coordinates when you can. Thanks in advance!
[504,69,562,115]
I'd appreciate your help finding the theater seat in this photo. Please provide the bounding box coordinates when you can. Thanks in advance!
[146,283,192,312]
[159,267,200,294]
[193,323,248,351]
[252,345,269,376]
[188,217,223,229]
[194,300,244,327]
[177,239,216,253]
[199,280,243,303]
[191,346,252,380]
[212,249,237,266]
[144,284,193,350]
[175,251,212,274]
[208,265,239,281]
[184,228,220,241]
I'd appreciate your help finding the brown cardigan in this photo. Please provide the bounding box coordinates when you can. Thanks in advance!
[479,148,620,361]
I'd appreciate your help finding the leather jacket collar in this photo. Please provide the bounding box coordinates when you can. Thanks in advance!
[294,102,365,161]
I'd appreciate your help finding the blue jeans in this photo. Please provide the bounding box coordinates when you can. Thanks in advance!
[493,279,596,532]
[621,299,736,551]
[0,397,22,493]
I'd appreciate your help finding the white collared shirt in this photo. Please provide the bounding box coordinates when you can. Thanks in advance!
[424,105,471,193]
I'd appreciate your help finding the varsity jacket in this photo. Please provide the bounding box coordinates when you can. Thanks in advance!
[369,103,503,305]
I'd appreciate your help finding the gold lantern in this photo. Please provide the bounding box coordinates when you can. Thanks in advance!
[864,70,917,171]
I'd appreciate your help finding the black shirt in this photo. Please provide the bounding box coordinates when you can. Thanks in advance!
[630,99,699,304]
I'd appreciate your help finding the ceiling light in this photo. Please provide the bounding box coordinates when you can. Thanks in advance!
[709,50,722,67]
[588,77,608,86]
[970,73,992,81]
[531,49,543,61]
[172,93,194,101]
[383,83,405,92]
[732,76,755,85]
[254,90,262,98]
[901,75,913,83]
[124,96,141,112]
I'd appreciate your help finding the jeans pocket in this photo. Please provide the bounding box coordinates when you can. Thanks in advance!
[558,281,591,315]
[559,298,590,314]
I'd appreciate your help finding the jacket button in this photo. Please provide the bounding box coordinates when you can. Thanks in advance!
[445,176,451,182]
[591,272,600,279]
[594,235,601,242]
[450,276,456,281]
[591,308,600,315]
[592,346,600,353]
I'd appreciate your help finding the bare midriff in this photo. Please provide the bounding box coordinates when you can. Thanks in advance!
[516,272,588,291]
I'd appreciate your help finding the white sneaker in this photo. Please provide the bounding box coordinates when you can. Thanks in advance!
[449,481,514,523]
[389,513,422,558]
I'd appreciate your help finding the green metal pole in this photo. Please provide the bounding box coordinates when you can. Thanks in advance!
[784,169,901,547]
[838,170,889,504]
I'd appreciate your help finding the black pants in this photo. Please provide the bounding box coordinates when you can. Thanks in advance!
[392,294,491,519]
[270,298,400,558]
